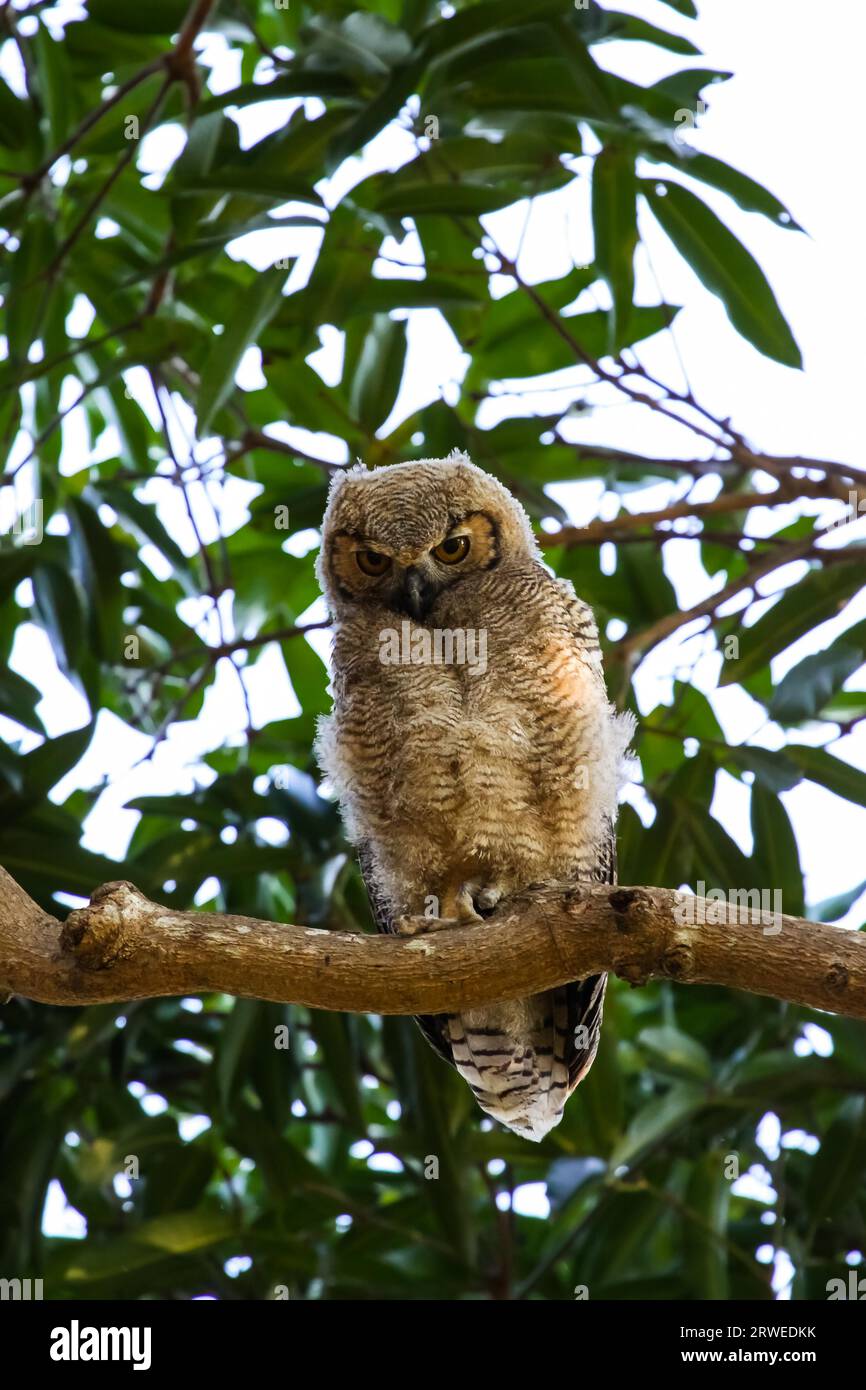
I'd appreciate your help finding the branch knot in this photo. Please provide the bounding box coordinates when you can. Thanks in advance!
[61,880,150,971]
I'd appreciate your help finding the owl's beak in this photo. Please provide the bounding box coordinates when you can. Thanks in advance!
[399,566,436,621]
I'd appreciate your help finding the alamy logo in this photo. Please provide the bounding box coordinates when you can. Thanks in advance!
[378,621,487,675]
[673,881,782,935]
[49,1320,152,1371]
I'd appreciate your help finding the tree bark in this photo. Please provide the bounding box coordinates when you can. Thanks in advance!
[0,866,863,1018]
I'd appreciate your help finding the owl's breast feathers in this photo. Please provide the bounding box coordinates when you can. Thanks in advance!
[323,571,625,881]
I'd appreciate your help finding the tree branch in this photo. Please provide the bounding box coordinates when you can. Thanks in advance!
[610,512,852,671]
[537,480,839,550]
[2,869,864,1020]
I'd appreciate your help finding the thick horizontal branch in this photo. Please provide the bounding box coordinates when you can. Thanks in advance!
[1,868,864,1019]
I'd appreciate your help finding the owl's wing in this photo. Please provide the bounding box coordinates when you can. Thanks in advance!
[557,819,615,1094]
[356,841,455,1067]
[553,575,617,1095]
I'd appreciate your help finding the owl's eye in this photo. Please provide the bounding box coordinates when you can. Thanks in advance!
[432,534,470,565]
[356,549,392,577]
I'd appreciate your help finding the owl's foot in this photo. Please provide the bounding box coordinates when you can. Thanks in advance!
[394,881,505,937]
[394,913,461,938]
[458,880,504,920]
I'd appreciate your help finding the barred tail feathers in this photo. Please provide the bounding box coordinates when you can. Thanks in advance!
[447,976,606,1142]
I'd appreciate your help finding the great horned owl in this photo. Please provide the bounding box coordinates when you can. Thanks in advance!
[315,453,633,1141]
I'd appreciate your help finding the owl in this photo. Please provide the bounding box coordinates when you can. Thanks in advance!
[315,453,634,1141]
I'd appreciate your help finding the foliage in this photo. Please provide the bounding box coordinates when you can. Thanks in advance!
[0,0,864,1301]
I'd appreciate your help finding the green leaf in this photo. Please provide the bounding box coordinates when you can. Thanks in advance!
[0,669,43,734]
[62,1210,236,1283]
[806,1096,866,1225]
[600,12,701,56]
[722,745,802,794]
[0,78,36,150]
[641,178,802,367]
[348,314,407,433]
[683,1151,731,1299]
[197,267,287,435]
[85,481,195,592]
[614,543,678,624]
[15,724,95,802]
[85,0,189,33]
[648,67,731,110]
[214,998,263,1113]
[785,744,866,808]
[687,809,754,891]
[33,20,72,149]
[0,830,128,900]
[637,1026,711,1080]
[663,151,803,231]
[610,1082,707,1169]
[620,792,690,890]
[750,784,804,918]
[817,690,866,724]
[266,361,359,443]
[347,274,487,317]
[418,0,566,62]
[282,633,330,722]
[769,620,866,723]
[31,563,85,681]
[720,563,866,686]
[307,1011,365,1130]
[6,215,55,364]
[467,285,677,389]
[305,13,412,78]
[167,167,322,205]
[453,56,611,118]
[66,495,126,656]
[360,176,531,218]
[592,145,637,348]
[198,72,358,117]
[811,878,866,923]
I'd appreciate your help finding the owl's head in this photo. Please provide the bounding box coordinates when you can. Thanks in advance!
[317,452,540,620]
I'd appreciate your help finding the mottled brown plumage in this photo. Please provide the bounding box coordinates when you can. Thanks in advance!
[315,453,633,1140]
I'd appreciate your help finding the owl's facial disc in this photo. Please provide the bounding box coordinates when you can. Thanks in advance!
[328,512,498,619]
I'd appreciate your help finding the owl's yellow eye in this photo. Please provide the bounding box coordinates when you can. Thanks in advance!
[356,549,392,577]
[432,534,470,565]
